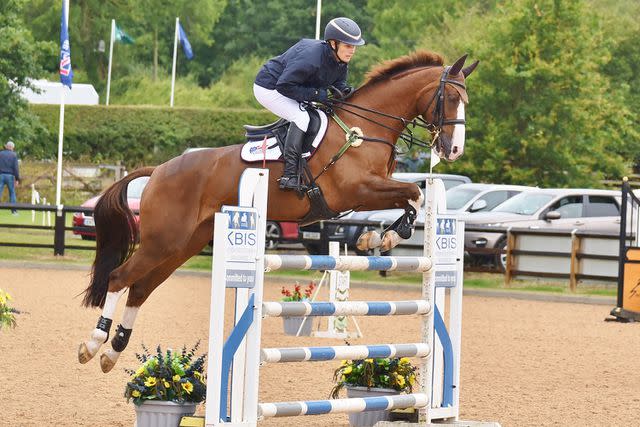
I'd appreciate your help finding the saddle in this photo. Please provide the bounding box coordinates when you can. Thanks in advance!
[240,109,337,225]
[240,109,328,163]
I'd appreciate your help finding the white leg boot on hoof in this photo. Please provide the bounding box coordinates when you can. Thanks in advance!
[380,230,402,252]
[100,349,121,373]
[78,328,108,364]
[356,230,382,251]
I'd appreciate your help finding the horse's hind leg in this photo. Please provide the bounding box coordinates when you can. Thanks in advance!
[78,287,128,364]
[78,247,166,366]
[98,222,213,373]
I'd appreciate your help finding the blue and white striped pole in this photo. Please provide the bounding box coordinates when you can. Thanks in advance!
[259,393,428,418]
[262,300,430,317]
[261,343,430,363]
[264,254,432,272]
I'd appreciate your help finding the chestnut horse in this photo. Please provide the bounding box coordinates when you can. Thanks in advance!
[78,51,478,372]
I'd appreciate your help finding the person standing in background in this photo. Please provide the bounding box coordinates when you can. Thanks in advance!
[0,140,20,215]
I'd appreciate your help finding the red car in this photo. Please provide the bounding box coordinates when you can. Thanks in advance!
[73,175,299,246]
[266,221,299,249]
[72,176,149,240]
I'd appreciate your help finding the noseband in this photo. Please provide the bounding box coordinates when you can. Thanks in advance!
[416,66,467,146]
[326,65,467,150]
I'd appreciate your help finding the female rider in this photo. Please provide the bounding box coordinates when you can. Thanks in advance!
[253,17,365,191]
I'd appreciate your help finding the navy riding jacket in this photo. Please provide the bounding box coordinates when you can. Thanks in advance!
[0,149,19,181]
[255,39,349,102]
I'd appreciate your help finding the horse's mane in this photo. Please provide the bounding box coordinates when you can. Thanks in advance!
[361,51,444,88]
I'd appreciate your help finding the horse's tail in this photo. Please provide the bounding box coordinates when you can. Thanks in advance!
[81,167,155,308]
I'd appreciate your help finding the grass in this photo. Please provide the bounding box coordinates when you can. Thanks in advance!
[0,208,618,298]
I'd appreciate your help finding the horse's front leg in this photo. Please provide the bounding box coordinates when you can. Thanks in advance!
[353,178,424,252]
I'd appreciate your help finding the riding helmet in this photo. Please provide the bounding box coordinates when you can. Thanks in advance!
[324,17,365,46]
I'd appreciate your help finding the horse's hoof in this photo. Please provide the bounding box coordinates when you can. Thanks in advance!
[356,231,381,251]
[78,343,94,364]
[100,350,119,373]
[380,231,401,252]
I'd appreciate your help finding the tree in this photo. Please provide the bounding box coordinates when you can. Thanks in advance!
[450,0,638,187]
[197,0,373,86]
[130,0,226,81]
[0,0,53,147]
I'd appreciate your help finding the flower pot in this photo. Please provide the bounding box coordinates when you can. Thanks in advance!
[282,315,313,336]
[134,400,197,427]
[345,386,398,427]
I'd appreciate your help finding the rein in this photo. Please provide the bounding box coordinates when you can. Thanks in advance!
[309,66,467,183]
[328,66,467,151]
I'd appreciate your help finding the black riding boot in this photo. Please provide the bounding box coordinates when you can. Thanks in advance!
[279,123,306,191]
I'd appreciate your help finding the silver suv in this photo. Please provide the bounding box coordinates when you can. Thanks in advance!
[465,188,622,269]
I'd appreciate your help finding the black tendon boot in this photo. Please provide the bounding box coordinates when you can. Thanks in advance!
[279,123,306,191]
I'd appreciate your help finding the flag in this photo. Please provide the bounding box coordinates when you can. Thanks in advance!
[59,0,73,88]
[178,23,194,60]
[115,24,135,44]
[430,148,441,170]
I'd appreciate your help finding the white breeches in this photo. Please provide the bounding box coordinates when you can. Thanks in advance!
[253,84,310,132]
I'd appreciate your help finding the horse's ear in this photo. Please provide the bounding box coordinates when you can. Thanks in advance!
[462,60,480,78]
[448,54,468,76]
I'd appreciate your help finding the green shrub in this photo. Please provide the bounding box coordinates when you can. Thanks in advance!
[27,105,274,167]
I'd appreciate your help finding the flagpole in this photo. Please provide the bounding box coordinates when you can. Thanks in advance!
[106,19,115,106]
[56,0,70,207]
[170,17,179,107]
[315,0,322,39]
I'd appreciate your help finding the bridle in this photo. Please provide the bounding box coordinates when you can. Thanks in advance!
[325,65,467,152]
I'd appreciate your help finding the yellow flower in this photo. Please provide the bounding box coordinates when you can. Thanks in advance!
[343,366,353,374]
[194,371,205,384]
[341,360,349,366]
[365,358,373,363]
[399,357,411,365]
[163,380,170,388]
[144,377,157,387]
[131,390,141,397]
[182,381,194,394]
[135,366,146,377]
[409,374,416,386]
[341,375,346,382]
[173,374,181,382]
[397,376,406,387]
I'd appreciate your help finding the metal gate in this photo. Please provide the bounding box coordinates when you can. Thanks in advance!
[610,178,640,321]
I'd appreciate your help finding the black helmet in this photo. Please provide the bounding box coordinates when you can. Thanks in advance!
[324,17,365,46]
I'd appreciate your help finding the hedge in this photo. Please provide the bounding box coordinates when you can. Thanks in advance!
[27,104,274,167]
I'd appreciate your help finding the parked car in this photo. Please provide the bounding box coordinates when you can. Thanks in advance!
[73,176,298,247]
[72,176,149,240]
[265,221,299,249]
[464,188,623,269]
[444,183,535,214]
[299,172,472,255]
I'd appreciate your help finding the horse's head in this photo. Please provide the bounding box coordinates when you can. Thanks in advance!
[422,55,479,162]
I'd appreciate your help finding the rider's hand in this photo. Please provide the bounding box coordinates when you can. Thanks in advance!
[314,88,328,102]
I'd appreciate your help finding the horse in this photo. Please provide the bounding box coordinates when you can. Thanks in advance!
[78,51,478,373]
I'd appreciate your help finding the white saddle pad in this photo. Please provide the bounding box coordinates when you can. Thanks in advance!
[241,110,328,162]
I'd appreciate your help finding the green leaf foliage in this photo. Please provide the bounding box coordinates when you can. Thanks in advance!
[28,104,273,167]
[455,0,639,187]
[0,0,54,146]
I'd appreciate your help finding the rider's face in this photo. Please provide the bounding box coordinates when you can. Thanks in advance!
[332,41,357,63]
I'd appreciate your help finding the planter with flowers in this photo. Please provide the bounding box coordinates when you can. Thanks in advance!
[0,288,20,330]
[280,281,315,336]
[124,342,207,427]
[330,357,418,427]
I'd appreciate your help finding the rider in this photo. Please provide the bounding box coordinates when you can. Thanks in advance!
[253,17,365,191]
